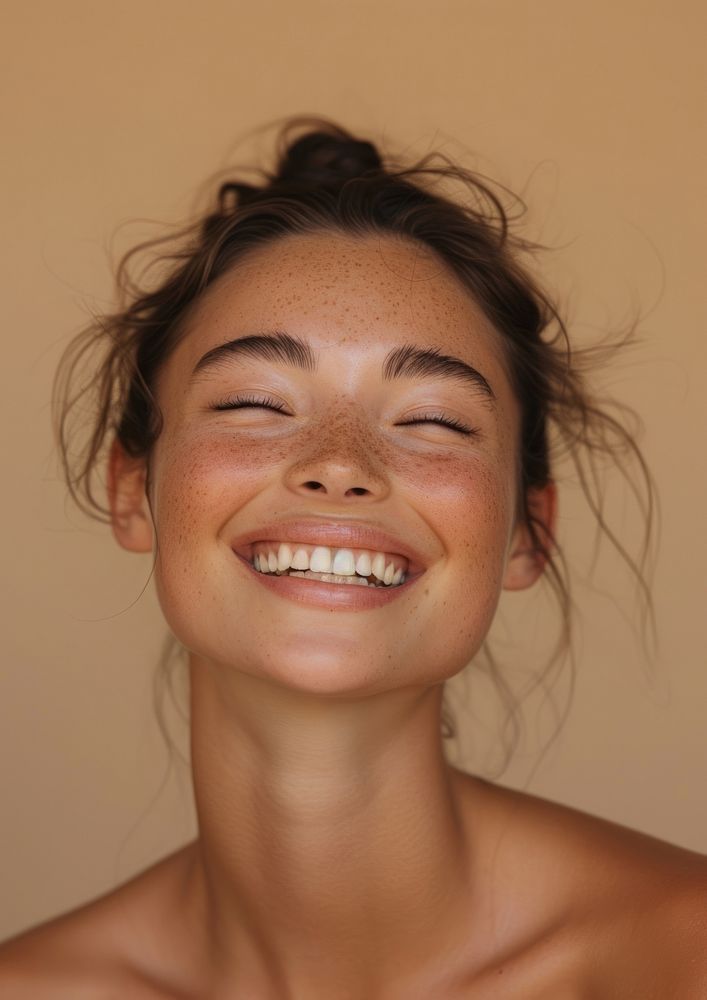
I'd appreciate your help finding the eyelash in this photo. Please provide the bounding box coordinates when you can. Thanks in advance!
[212,396,477,437]
[396,414,477,436]
[212,393,289,413]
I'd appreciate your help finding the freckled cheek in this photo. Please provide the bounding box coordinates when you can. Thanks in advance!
[397,449,514,554]
[408,455,514,644]
[149,433,290,541]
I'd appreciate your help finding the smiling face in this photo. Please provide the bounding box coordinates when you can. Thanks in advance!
[111,231,552,696]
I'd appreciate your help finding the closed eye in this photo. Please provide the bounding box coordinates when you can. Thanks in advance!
[396,414,478,436]
[212,393,290,413]
[211,398,476,436]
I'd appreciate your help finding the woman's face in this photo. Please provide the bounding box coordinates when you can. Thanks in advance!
[116,232,547,696]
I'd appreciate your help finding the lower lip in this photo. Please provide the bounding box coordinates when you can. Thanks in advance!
[237,557,419,610]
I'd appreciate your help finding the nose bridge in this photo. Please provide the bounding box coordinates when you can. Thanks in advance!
[285,405,390,500]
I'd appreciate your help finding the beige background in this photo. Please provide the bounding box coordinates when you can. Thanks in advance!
[1,0,705,941]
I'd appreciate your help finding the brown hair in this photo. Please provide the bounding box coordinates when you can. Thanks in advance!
[54,118,655,765]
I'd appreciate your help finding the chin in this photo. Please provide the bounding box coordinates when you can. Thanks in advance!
[251,638,398,698]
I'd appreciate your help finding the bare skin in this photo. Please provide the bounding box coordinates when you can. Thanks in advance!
[2,233,705,997]
[1,781,705,998]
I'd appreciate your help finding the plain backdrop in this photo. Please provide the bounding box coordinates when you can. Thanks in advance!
[1,0,705,941]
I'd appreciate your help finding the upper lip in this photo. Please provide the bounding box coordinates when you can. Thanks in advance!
[230,517,428,576]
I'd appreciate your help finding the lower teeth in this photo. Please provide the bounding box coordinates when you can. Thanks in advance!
[257,567,390,587]
[288,570,384,587]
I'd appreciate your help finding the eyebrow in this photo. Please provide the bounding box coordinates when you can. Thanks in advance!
[192,331,316,377]
[382,344,495,401]
[191,331,495,401]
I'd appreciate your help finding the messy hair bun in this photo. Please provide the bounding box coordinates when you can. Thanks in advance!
[218,122,384,212]
[274,126,383,185]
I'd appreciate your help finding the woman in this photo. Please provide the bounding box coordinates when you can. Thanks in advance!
[1,120,705,997]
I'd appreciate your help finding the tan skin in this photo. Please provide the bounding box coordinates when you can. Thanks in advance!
[1,233,705,998]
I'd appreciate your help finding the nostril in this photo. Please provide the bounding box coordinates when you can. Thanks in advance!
[304,481,325,491]
[348,487,369,496]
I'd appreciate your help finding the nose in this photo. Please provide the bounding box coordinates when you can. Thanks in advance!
[283,415,391,503]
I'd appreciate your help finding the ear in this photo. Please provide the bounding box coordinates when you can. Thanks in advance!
[502,482,557,592]
[107,439,154,553]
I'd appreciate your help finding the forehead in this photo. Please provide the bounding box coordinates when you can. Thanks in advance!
[175,231,510,381]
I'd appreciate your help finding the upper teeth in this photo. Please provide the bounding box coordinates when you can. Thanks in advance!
[252,543,407,586]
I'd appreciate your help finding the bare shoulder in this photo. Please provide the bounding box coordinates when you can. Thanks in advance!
[461,775,707,997]
[0,845,197,999]
[583,829,707,998]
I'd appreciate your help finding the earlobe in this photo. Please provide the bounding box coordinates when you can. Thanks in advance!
[108,440,154,553]
[502,482,558,592]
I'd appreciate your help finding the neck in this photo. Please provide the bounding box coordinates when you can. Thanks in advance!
[183,655,486,997]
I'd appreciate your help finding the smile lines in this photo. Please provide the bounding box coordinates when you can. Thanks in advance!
[252,542,407,588]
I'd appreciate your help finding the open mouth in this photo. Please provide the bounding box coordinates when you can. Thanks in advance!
[250,542,408,589]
